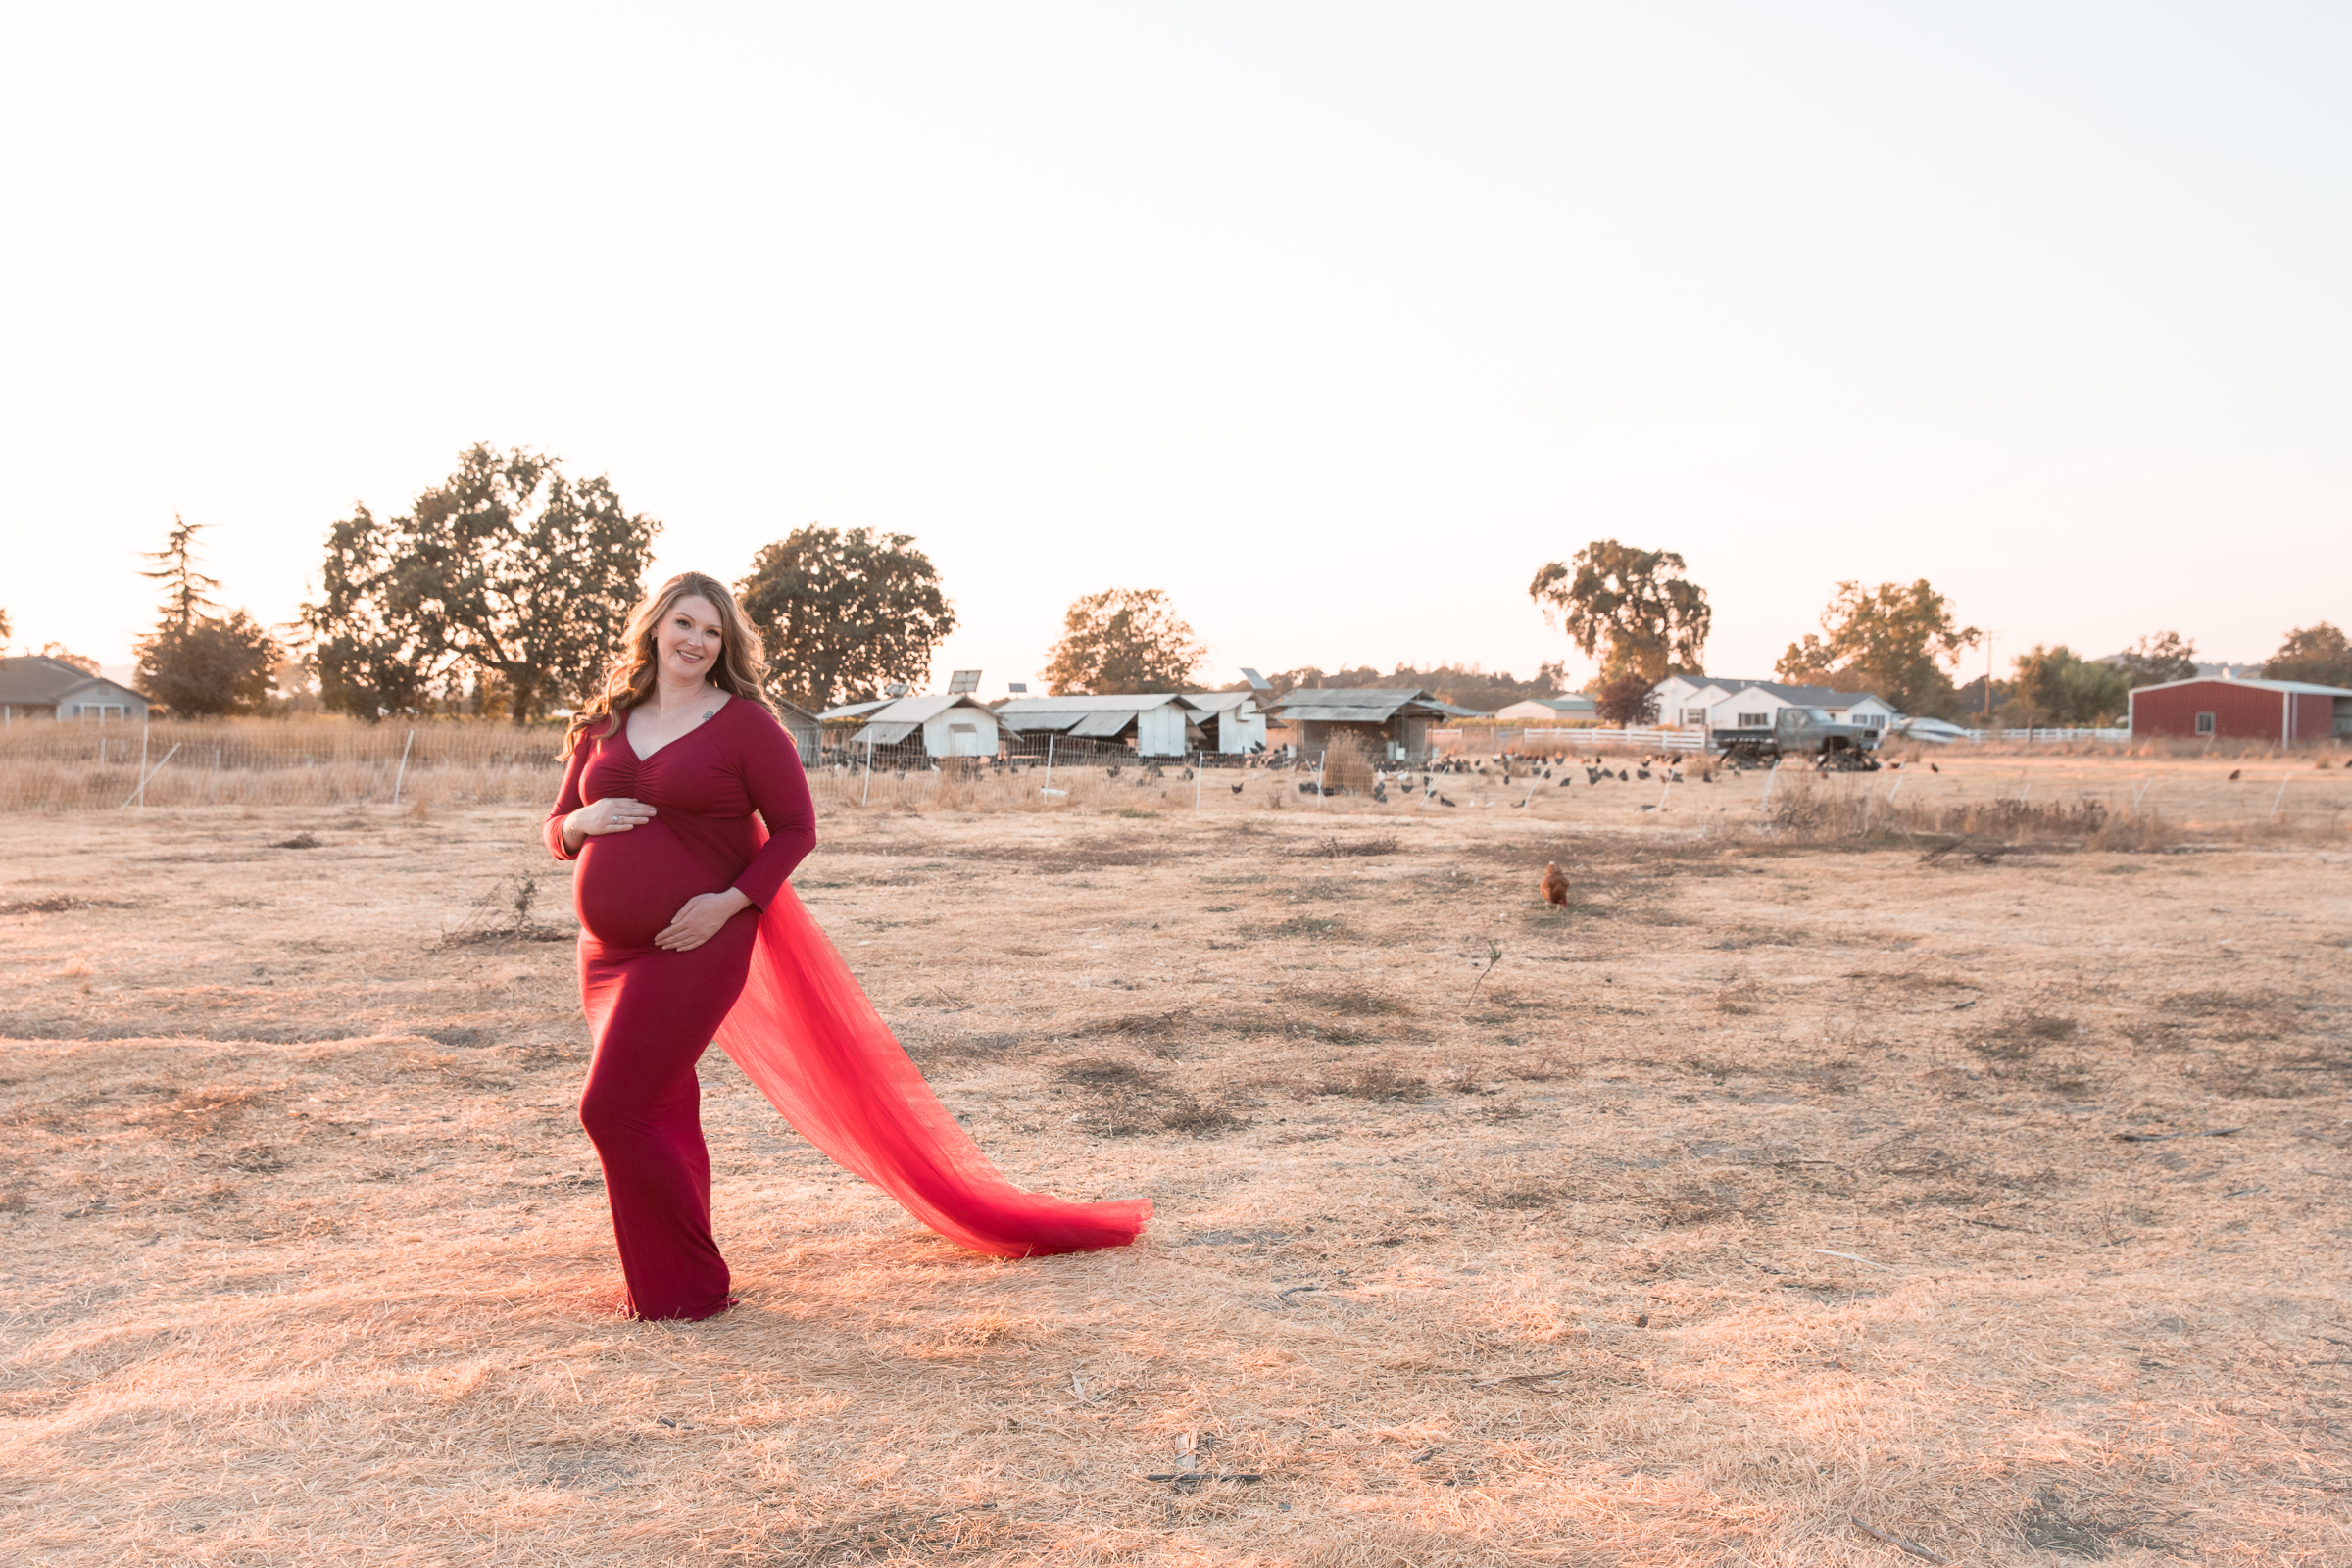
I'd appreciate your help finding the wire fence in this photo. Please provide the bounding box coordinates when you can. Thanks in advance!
[0,719,562,811]
[0,718,1278,814]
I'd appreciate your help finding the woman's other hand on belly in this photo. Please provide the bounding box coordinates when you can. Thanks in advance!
[655,888,754,951]
[564,796,656,853]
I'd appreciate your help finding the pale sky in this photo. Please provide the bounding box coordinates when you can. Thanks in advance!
[3,4,2345,698]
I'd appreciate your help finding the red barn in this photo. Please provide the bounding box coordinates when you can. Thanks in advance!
[2129,677,2352,742]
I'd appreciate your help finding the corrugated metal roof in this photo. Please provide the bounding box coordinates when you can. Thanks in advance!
[993,709,1088,732]
[1269,687,1461,723]
[1182,691,1256,714]
[771,698,822,727]
[995,693,1200,712]
[849,721,920,745]
[819,698,893,720]
[1070,711,1137,738]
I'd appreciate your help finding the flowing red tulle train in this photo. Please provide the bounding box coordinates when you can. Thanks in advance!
[713,885,1151,1256]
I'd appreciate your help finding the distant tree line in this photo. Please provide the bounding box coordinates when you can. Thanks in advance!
[69,463,2352,727]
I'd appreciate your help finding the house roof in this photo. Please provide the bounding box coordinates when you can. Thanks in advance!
[2128,676,2352,699]
[1507,695,1597,711]
[0,656,148,706]
[1684,678,1890,710]
[1182,692,1260,715]
[849,721,921,746]
[818,698,893,720]
[1268,687,1474,723]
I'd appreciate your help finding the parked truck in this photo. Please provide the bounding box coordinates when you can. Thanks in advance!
[1712,706,1884,770]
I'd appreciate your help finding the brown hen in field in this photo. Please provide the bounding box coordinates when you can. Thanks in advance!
[1539,862,1569,907]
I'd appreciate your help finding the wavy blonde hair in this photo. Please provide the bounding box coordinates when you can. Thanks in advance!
[564,572,774,757]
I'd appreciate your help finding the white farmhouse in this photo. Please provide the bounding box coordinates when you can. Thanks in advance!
[1493,694,1598,724]
[1651,676,1899,733]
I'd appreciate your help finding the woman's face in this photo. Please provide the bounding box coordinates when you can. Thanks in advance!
[656,595,724,684]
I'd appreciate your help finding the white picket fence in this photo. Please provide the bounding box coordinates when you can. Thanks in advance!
[1434,726,1709,753]
[1436,723,2133,754]
[1982,727,2132,743]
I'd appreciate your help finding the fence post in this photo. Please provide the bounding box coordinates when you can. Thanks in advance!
[1316,750,1326,806]
[121,743,180,810]
[1759,759,1782,810]
[390,728,416,808]
[134,723,150,808]
[2132,776,2152,810]
[1044,733,1054,792]
[2270,771,2291,821]
[1194,750,1202,809]
[862,737,874,806]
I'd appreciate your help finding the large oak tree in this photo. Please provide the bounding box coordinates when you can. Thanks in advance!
[1043,588,1203,695]
[736,526,957,709]
[302,445,660,723]
[1776,579,1980,715]
[2264,622,2352,688]
[1528,541,1710,685]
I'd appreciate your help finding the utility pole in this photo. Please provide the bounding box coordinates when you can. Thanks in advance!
[1983,632,1995,726]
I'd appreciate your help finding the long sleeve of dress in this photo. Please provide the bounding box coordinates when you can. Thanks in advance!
[729,711,817,909]
[545,741,593,861]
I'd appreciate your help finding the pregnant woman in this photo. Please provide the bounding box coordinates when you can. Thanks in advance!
[549,572,1148,1320]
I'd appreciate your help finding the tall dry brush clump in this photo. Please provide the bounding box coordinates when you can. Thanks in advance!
[1321,734,1378,793]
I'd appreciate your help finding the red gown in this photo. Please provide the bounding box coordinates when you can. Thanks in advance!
[547,698,1148,1320]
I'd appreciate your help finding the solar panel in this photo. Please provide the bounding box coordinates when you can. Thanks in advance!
[948,669,981,694]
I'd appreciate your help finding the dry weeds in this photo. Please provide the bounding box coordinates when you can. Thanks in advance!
[1,751,2348,1564]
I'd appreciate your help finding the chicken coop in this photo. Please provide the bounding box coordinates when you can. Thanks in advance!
[1263,687,1475,764]
[835,694,1004,763]
[992,693,1206,760]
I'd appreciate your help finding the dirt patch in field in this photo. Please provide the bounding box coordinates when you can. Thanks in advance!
[2,754,2349,1563]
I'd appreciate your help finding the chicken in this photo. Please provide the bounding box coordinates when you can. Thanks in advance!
[1540,862,1569,907]
[2228,768,2241,780]
[1231,782,1245,795]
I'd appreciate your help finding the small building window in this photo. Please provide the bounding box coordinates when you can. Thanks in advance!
[1738,712,1767,728]
[2195,711,2215,735]
[1682,708,1707,725]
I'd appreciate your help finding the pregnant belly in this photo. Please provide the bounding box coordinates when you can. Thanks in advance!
[574,824,731,948]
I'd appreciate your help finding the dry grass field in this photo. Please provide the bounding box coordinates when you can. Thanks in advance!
[2,751,2348,1565]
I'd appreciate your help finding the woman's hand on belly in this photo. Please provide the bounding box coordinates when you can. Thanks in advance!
[655,887,754,951]
[563,796,656,854]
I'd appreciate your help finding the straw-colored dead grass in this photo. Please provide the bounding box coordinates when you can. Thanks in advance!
[2,753,2348,1564]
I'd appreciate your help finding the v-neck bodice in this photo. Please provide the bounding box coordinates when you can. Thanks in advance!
[625,693,731,761]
